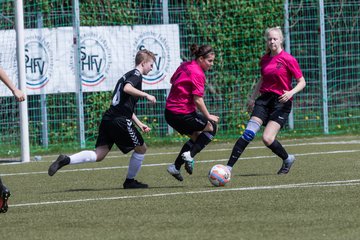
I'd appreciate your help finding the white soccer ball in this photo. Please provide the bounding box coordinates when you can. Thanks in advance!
[208,164,231,187]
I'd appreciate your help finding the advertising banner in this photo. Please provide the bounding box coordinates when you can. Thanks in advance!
[0,24,181,96]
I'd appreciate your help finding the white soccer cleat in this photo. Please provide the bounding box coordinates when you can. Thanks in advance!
[181,151,194,175]
[181,151,193,162]
[277,154,295,174]
[167,164,183,181]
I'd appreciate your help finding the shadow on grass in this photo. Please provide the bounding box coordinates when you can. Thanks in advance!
[64,188,121,192]
[0,160,22,163]
[236,173,274,177]
[47,185,186,193]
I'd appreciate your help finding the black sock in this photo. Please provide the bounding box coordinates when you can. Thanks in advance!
[267,140,288,160]
[190,132,213,157]
[174,140,194,170]
[0,177,3,188]
[227,138,249,167]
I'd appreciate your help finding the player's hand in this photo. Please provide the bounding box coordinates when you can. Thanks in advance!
[141,124,151,133]
[279,90,293,103]
[146,94,156,104]
[247,98,255,113]
[13,89,25,102]
[209,114,219,123]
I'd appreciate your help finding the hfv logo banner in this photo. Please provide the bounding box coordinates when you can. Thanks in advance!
[132,25,180,90]
[24,35,54,90]
[68,28,113,90]
[0,24,181,96]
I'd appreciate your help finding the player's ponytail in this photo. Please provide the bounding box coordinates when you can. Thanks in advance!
[190,44,214,59]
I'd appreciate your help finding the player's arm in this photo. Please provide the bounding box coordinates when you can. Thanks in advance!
[132,113,151,133]
[248,77,262,102]
[247,77,263,112]
[123,83,156,104]
[0,68,25,102]
[293,76,306,94]
[194,95,219,123]
[279,76,306,103]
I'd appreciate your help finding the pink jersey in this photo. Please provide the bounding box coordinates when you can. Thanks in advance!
[166,60,206,114]
[260,50,303,97]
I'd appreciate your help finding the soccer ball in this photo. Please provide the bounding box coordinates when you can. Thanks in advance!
[208,164,231,187]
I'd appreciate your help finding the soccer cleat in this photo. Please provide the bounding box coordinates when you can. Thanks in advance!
[167,164,184,181]
[277,154,295,175]
[0,186,11,213]
[123,179,148,189]
[48,154,70,176]
[181,151,194,175]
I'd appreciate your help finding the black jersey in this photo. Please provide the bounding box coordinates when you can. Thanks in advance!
[103,69,142,119]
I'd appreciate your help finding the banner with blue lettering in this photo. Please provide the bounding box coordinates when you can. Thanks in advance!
[0,24,181,96]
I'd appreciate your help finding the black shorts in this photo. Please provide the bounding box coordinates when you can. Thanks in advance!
[251,92,292,127]
[95,117,144,154]
[165,109,208,135]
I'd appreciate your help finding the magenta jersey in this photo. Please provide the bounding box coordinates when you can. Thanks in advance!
[166,60,206,114]
[260,50,303,97]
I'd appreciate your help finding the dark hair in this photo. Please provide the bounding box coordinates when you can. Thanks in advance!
[135,49,156,66]
[190,44,214,59]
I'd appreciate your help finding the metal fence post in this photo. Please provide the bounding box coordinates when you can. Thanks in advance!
[72,0,86,147]
[162,0,173,135]
[37,13,49,148]
[15,0,30,162]
[284,0,294,130]
[319,0,329,134]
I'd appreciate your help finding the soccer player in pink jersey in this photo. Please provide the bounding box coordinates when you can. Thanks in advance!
[166,44,219,181]
[226,27,306,175]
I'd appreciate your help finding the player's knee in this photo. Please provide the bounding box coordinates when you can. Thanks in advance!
[209,121,217,136]
[202,121,217,138]
[94,148,107,162]
[242,129,256,142]
[241,119,261,142]
[262,135,275,146]
[135,144,147,154]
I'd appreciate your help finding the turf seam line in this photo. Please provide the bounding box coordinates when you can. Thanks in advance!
[1,149,360,177]
[10,179,360,208]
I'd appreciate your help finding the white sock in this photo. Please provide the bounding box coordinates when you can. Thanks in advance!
[126,152,144,179]
[69,150,97,165]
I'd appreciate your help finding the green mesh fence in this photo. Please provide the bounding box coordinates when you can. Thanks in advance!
[287,0,360,135]
[0,0,359,158]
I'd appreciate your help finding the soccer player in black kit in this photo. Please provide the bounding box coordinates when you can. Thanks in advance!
[48,50,157,189]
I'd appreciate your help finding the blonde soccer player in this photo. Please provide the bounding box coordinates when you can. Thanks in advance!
[48,50,157,189]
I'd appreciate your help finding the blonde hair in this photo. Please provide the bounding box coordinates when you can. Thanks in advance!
[264,27,284,54]
[135,49,156,66]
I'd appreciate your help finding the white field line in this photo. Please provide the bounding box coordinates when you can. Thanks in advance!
[1,140,360,164]
[107,140,360,158]
[1,149,360,177]
[11,179,360,208]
